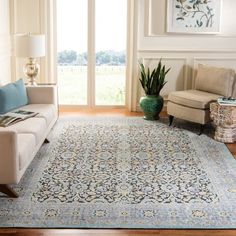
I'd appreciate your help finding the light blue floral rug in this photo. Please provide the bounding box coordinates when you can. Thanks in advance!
[1,117,236,228]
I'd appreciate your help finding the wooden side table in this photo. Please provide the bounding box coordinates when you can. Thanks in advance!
[210,102,236,143]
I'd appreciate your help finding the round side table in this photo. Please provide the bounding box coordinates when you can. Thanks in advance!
[210,102,236,143]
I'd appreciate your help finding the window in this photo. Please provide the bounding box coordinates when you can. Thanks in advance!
[57,0,127,107]
[95,0,127,105]
[57,0,88,105]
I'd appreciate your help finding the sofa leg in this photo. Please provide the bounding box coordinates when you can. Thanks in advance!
[44,138,50,144]
[199,124,205,135]
[0,184,19,198]
[169,115,174,126]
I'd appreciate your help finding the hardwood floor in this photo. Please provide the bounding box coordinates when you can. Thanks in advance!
[59,107,143,117]
[1,229,236,236]
[226,143,236,157]
[1,108,235,236]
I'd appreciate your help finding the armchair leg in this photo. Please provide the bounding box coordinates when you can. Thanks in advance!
[199,124,205,135]
[0,184,19,198]
[44,138,50,144]
[169,115,174,126]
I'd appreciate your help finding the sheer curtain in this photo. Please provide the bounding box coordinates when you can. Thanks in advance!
[40,0,57,84]
[10,0,57,84]
[126,0,139,111]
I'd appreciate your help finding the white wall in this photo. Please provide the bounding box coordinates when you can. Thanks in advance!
[0,0,11,85]
[137,0,236,108]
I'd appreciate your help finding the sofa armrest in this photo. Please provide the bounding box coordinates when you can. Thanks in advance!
[0,131,19,184]
[26,85,58,105]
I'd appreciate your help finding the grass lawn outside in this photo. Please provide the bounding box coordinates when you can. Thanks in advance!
[58,65,126,106]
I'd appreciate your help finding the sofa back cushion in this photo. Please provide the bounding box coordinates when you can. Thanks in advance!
[195,64,235,97]
[0,79,28,114]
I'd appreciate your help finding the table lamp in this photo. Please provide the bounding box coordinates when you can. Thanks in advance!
[15,33,45,86]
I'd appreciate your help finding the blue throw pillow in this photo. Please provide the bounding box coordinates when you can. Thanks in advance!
[0,79,28,114]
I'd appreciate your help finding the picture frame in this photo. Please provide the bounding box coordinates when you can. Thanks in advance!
[167,0,222,34]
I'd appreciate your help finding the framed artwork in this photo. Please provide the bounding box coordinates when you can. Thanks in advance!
[167,0,222,34]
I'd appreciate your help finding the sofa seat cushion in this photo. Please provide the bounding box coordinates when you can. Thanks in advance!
[20,104,57,126]
[168,90,220,109]
[18,133,36,170]
[5,117,47,145]
[167,101,211,124]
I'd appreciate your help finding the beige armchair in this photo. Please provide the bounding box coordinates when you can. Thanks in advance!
[167,64,236,134]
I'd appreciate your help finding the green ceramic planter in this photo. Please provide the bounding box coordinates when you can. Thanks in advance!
[140,95,164,120]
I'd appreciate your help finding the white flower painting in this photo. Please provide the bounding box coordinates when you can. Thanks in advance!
[167,0,222,34]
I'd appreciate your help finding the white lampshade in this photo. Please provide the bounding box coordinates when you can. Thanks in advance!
[15,33,45,58]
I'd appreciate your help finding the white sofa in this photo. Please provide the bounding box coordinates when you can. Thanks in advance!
[0,85,58,197]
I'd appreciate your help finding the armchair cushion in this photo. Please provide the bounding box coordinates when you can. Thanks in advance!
[168,90,220,109]
[167,101,211,124]
[232,76,236,98]
[195,64,235,97]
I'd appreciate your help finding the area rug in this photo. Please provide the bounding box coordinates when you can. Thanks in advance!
[0,117,236,228]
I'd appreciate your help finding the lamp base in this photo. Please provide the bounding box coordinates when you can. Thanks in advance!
[23,58,40,86]
[27,79,38,86]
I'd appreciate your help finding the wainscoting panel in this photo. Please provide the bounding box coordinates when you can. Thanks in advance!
[193,57,236,70]
[141,57,187,97]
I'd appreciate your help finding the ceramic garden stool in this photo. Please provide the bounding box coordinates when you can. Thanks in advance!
[210,102,236,143]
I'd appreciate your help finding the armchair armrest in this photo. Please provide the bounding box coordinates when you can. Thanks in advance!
[26,85,58,105]
[232,74,236,98]
[0,131,18,184]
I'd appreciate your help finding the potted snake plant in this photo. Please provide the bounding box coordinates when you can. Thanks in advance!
[139,60,170,120]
